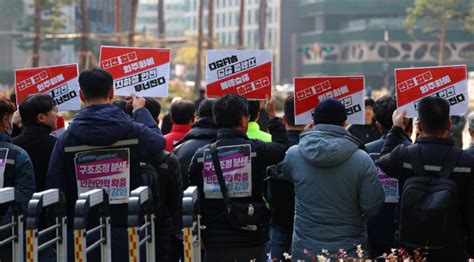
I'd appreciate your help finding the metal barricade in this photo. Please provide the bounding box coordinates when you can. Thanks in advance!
[74,189,111,262]
[128,186,155,262]
[25,189,67,262]
[182,186,202,262]
[0,187,23,262]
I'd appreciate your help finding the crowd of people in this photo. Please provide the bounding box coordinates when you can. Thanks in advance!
[0,67,473,262]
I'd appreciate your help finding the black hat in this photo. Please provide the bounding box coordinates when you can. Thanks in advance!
[312,98,347,124]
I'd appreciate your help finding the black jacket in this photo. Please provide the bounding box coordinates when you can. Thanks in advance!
[379,126,474,261]
[269,130,301,231]
[13,123,56,192]
[188,118,288,247]
[348,122,381,144]
[173,117,217,189]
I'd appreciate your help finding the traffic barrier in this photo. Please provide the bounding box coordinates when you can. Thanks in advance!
[182,186,202,262]
[25,189,67,262]
[128,186,156,262]
[73,189,111,262]
[0,187,23,262]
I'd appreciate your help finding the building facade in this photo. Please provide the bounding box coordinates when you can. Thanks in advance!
[135,0,188,37]
[298,0,474,89]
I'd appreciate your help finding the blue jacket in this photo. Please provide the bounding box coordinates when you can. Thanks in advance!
[282,124,384,260]
[365,132,412,258]
[46,104,165,223]
[0,132,35,224]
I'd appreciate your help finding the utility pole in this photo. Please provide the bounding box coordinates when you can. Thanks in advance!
[195,0,204,93]
[128,0,139,46]
[115,0,122,45]
[384,26,390,92]
[258,0,267,50]
[238,0,245,49]
[208,0,214,49]
[158,0,165,47]
[79,0,89,70]
[32,0,41,67]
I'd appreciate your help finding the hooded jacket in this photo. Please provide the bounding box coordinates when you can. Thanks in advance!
[173,117,217,189]
[282,124,384,260]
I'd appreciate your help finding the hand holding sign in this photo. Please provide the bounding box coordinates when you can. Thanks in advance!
[127,95,146,113]
[264,95,277,119]
[392,110,407,129]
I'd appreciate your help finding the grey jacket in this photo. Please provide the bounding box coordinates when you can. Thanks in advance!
[282,124,384,260]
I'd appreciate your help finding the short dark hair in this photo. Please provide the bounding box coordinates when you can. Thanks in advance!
[365,98,375,108]
[247,100,260,122]
[284,95,299,127]
[418,96,450,134]
[374,96,397,131]
[213,94,248,128]
[79,68,114,100]
[112,99,131,115]
[198,99,214,118]
[170,100,195,124]
[145,98,161,120]
[19,94,56,125]
[0,98,16,120]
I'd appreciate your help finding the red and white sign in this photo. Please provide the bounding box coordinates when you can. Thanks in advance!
[15,64,80,112]
[395,65,467,117]
[206,50,272,99]
[294,76,365,125]
[99,46,171,97]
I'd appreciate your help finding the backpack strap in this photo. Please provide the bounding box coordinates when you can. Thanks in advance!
[210,142,232,214]
[439,147,462,179]
[408,145,462,178]
[407,145,427,177]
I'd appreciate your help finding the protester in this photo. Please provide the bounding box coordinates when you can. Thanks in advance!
[365,96,412,258]
[246,100,271,142]
[348,98,382,144]
[164,99,196,152]
[282,98,384,259]
[466,112,474,155]
[9,93,22,138]
[379,96,474,261]
[257,106,270,132]
[173,99,217,189]
[0,98,35,262]
[449,115,466,148]
[269,95,305,261]
[13,94,57,192]
[194,88,206,109]
[46,68,166,261]
[188,94,288,262]
[161,97,183,135]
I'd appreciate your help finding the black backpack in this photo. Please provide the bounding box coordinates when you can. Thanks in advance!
[398,145,462,250]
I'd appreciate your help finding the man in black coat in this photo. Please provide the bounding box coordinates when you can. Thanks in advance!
[173,99,217,189]
[13,93,58,192]
[188,94,288,262]
[379,96,474,261]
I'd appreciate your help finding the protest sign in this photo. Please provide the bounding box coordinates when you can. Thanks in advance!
[395,65,467,117]
[202,144,252,199]
[206,50,272,99]
[0,149,9,188]
[74,148,130,204]
[15,64,80,111]
[99,46,171,97]
[294,76,365,125]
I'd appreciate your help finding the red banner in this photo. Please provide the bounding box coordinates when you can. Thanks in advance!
[395,65,467,117]
[15,64,80,111]
[294,76,365,125]
[99,46,171,97]
[206,50,272,99]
